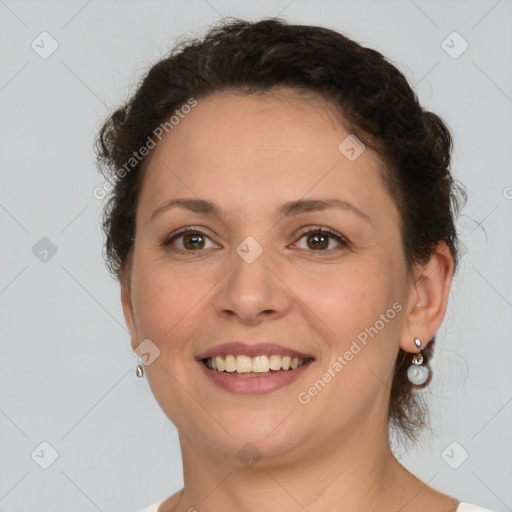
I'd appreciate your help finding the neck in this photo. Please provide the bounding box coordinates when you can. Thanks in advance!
[172,419,413,512]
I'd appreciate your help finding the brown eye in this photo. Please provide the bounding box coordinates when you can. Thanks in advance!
[182,232,205,250]
[294,228,348,252]
[165,228,218,252]
[306,232,329,250]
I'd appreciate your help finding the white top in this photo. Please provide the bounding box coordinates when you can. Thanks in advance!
[138,501,496,511]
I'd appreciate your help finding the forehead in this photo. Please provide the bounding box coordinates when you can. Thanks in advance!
[167,89,348,153]
[137,90,396,225]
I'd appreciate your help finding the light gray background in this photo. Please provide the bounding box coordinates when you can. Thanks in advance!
[1,0,511,511]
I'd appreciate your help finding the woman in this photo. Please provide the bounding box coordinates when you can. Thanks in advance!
[96,18,494,512]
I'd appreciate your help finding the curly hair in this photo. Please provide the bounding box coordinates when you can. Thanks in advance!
[95,18,466,441]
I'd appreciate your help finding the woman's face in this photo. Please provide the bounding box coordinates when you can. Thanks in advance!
[122,90,416,464]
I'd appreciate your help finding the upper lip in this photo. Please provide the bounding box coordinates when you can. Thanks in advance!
[196,342,315,360]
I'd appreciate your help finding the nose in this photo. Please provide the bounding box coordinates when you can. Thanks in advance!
[213,242,292,325]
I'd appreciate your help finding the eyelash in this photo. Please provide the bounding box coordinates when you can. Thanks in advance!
[163,226,349,254]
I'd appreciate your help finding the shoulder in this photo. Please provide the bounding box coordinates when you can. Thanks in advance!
[137,500,164,512]
[457,503,498,512]
[136,498,498,512]
[137,490,182,512]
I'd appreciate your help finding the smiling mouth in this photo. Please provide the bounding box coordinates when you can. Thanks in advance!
[202,354,313,377]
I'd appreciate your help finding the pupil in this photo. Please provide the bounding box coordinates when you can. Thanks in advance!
[184,233,204,250]
[308,233,328,250]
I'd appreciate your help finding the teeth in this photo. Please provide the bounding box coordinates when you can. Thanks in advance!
[269,355,281,371]
[252,355,270,372]
[236,355,252,372]
[205,354,307,373]
[225,355,236,372]
[215,356,225,372]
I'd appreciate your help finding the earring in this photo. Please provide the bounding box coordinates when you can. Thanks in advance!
[407,338,429,385]
[136,363,144,378]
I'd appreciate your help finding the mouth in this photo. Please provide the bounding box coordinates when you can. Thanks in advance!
[196,342,315,394]
[202,354,312,376]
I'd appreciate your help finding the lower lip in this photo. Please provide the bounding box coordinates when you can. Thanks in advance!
[197,359,314,395]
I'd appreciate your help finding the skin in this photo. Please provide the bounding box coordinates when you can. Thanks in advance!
[121,89,457,512]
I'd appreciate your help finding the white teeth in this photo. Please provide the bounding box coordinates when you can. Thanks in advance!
[205,354,307,373]
[236,355,252,373]
[215,356,225,372]
[224,355,236,372]
[252,355,270,373]
[269,354,282,371]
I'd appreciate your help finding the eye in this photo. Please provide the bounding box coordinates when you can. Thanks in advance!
[293,227,349,252]
[164,227,219,253]
[164,226,349,254]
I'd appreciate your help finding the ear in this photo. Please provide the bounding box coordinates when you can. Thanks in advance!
[399,242,455,353]
[120,280,139,352]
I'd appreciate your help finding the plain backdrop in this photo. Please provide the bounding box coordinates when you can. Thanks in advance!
[1,1,511,511]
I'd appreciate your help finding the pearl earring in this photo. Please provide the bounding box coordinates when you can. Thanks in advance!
[407,338,429,385]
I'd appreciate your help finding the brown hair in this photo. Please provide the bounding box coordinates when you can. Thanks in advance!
[96,18,466,441]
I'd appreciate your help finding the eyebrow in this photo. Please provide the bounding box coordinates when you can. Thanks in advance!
[150,197,372,225]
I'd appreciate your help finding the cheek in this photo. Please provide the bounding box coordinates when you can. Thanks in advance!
[290,260,403,405]
[130,258,202,353]
[288,261,393,341]
[289,263,402,429]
